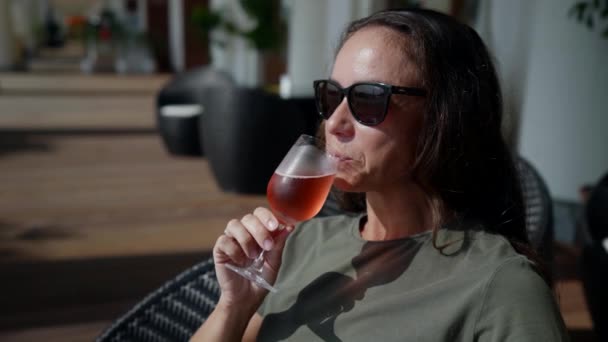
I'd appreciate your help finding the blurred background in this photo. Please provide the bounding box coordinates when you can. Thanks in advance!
[0,0,606,341]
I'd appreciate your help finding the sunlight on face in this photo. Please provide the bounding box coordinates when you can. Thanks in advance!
[352,47,375,75]
[325,27,426,193]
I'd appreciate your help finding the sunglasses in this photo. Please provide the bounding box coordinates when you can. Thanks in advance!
[313,79,427,126]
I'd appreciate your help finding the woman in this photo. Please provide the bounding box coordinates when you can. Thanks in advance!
[192,8,569,341]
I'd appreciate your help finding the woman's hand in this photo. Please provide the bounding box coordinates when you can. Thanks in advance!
[213,207,293,310]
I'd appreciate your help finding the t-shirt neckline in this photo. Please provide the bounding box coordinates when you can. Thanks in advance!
[349,213,433,243]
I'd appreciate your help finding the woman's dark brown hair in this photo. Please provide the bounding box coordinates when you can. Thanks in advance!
[330,8,536,265]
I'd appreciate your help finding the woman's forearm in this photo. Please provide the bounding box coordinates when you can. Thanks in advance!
[190,299,258,342]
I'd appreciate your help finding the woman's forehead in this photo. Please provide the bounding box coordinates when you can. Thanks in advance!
[332,26,420,86]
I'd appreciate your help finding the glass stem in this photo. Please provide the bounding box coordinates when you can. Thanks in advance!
[250,222,288,272]
[251,250,266,272]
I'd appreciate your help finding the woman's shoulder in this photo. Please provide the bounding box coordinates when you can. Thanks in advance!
[444,227,559,316]
[441,228,568,339]
[483,253,548,293]
[473,253,568,340]
[436,224,522,259]
[430,225,539,281]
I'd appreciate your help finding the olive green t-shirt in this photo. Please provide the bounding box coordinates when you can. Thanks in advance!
[257,214,569,341]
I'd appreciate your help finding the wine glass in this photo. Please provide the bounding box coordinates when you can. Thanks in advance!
[225,134,337,292]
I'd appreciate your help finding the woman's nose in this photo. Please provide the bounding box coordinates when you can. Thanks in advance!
[325,98,355,138]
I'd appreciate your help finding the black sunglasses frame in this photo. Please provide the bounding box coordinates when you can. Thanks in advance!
[313,79,427,126]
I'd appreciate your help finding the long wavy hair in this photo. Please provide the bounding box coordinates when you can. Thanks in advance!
[328,8,536,264]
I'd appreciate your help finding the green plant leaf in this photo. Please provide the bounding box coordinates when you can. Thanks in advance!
[569,2,588,21]
[190,0,285,52]
[603,26,608,38]
[238,0,285,51]
[568,3,577,17]
[191,6,222,32]
[586,14,595,28]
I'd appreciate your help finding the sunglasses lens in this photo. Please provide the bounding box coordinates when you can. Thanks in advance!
[315,81,343,119]
[350,84,387,125]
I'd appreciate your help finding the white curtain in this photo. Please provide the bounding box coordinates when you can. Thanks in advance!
[473,0,538,149]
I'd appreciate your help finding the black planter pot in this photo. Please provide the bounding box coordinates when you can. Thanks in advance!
[157,67,233,156]
[200,87,318,194]
[157,105,203,156]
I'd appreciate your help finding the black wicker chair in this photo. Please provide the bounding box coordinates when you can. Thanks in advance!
[516,157,555,283]
[97,156,554,341]
[96,258,220,342]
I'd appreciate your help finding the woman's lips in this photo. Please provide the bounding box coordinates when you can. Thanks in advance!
[328,152,352,162]
[328,152,355,172]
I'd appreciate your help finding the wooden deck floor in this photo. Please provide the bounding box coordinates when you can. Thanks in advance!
[0,132,266,262]
[0,71,597,341]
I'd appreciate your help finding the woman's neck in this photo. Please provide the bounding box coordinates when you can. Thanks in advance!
[362,182,435,241]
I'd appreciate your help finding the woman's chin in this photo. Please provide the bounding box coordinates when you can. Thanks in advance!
[333,177,362,192]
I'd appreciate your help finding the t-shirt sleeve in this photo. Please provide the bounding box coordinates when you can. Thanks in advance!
[474,256,570,342]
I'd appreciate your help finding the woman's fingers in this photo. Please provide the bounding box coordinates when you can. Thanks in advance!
[241,213,275,251]
[214,207,294,292]
[216,207,283,266]
[224,217,262,259]
[253,207,279,232]
[214,234,248,266]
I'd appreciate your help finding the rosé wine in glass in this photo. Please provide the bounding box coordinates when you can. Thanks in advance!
[267,172,336,224]
[225,134,337,292]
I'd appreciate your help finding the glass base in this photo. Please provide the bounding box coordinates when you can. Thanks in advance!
[225,263,278,293]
